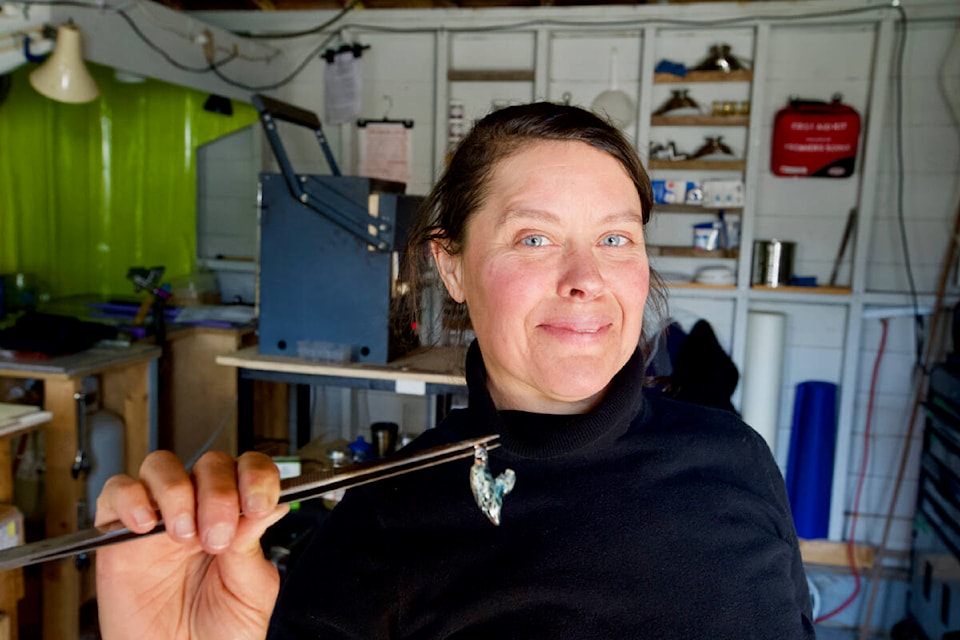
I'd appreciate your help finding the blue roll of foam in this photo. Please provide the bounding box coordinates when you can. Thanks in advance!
[785,381,839,540]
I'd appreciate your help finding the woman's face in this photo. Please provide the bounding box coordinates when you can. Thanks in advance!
[432,140,650,414]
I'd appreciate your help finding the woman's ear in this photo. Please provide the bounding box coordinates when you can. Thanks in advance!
[430,240,466,303]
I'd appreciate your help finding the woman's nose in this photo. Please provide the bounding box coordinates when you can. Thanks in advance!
[558,247,604,299]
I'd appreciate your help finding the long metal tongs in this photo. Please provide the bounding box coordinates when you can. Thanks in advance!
[0,435,500,572]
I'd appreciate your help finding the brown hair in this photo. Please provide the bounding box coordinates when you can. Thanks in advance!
[401,101,664,356]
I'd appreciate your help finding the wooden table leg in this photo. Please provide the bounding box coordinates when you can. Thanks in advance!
[42,377,83,640]
[238,373,255,454]
[101,361,151,477]
[0,434,24,640]
[295,384,311,450]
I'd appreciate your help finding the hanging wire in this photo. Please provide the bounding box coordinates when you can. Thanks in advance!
[134,0,280,63]
[342,3,892,35]
[232,0,362,40]
[207,31,340,92]
[17,1,905,92]
[890,4,925,371]
[814,318,889,624]
[115,8,237,73]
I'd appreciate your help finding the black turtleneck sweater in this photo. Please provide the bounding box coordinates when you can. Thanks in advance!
[268,342,815,639]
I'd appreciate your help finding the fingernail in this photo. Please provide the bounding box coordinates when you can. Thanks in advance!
[173,514,196,539]
[204,524,233,551]
[133,507,156,529]
[245,492,269,514]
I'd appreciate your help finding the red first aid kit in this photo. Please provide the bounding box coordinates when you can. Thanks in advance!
[771,95,861,178]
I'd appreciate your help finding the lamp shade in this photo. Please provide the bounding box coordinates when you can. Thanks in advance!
[29,24,99,104]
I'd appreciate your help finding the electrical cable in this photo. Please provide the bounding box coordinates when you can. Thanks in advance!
[858,20,960,630]
[214,1,901,91]
[11,1,909,98]
[184,402,236,472]
[134,1,279,62]
[890,4,924,371]
[116,8,238,72]
[232,0,361,40]
[14,0,345,90]
[343,3,894,35]
[814,317,888,625]
[207,30,339,91]
[17,0,246,71]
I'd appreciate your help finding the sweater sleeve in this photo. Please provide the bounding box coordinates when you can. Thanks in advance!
[749,428,817,637]
[267,488,399,639]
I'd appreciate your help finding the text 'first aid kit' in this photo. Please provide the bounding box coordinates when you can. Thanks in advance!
[771,95,861,178]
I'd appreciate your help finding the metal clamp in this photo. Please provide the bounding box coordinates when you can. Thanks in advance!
[71,392,90,481]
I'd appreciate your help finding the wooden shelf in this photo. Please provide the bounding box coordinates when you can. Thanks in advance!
[799,538,874,569]
[653,69,753,84]
[648,159,746,171]
[648,246,738,259]
[751,285,852,295]
[667,282,737,290]
[447,69,535,82]
[654,204,743,214]
[651,114,749,127]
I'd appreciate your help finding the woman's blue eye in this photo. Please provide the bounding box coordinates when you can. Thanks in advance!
[601,234,628,247]
[522,235,549,247]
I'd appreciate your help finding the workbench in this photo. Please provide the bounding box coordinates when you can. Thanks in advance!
[0,344,160,640]
[0,404,51,640]
[216,345,468,453]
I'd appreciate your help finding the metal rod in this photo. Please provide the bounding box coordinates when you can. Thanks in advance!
[0,435,499,571]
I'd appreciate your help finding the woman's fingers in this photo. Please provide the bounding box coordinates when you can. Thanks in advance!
[139,449,198,542]
[233,451,287,554]
[193,451,242,553]
[237,451,282,518]
[95,474,157,532]
[98,449,287,554]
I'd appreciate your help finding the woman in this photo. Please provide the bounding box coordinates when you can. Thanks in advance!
[95,102,815,639]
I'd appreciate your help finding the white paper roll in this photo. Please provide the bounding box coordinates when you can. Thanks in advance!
[741,311,787,453]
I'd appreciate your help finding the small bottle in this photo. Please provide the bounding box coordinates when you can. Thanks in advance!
[348,436,373,463]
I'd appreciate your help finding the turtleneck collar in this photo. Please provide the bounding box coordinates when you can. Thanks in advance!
[464,340,648,459]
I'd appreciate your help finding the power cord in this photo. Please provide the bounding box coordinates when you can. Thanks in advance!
[15,0,338,88]
[343,3,893,34]
[115,8,237,73]
[232,0,361,40]
[184,402,237,472]
[890,4,924,372]
[14,1,908,93]
[814,317,889,624]
[207,30,339,92]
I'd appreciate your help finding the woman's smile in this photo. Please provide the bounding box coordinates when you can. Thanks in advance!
[537,319,612,337]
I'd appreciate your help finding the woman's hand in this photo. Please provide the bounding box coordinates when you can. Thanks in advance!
[95,450,289,640]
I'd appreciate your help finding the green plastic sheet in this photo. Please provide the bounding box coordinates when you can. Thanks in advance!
[0,62,257,298]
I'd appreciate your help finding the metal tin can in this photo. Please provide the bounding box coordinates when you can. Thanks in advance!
[751,239,796,287]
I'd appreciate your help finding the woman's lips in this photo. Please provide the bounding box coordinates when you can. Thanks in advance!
[538,321,613,338]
